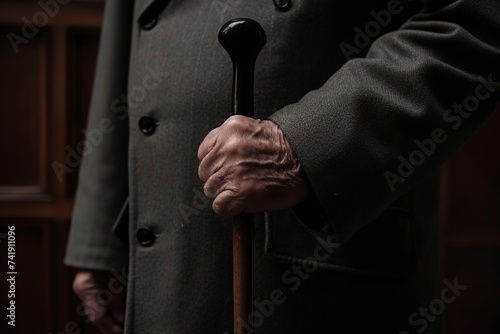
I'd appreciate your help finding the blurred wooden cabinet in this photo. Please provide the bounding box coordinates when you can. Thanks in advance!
[440,109,500,333]
[0,1,499,333]
[0,1,103,333]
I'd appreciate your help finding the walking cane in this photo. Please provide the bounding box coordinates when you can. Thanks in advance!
[218,18,267,334]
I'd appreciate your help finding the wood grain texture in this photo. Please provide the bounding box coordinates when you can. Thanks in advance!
[0,1,103,333]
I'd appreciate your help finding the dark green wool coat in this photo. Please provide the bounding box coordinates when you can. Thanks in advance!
[66,0,500,332]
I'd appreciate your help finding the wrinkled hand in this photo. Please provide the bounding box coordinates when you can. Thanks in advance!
[198,115,308,216]
[73,270,126,334]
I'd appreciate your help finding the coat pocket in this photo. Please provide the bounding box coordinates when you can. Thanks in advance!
[264,206,417,278]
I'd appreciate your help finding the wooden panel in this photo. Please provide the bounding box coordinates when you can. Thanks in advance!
[440,105,500,332]
[0,2,104,334]
[52,220,82,334]
[442,107,500,240]
[47,26,69,200]
[443,246,500,334]
[66,28,100,196]
[0,220,51,333]
[0,26,48,199]
[0,1,103,28]
[0,200,73,220]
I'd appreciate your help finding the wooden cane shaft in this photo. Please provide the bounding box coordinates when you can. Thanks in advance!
[218,18,266,334]
[233,213,253,333]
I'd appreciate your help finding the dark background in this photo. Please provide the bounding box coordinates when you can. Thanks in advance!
[0,0,499,333]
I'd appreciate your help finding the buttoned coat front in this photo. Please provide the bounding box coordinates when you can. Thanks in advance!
[65,0,500,333]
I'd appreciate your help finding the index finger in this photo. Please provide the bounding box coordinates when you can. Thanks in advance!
[197,126,221,162]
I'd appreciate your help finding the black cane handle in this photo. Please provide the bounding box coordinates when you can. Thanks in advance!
[218,18,266,334]
[219,18,267,118]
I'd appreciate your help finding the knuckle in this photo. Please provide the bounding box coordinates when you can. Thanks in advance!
[224,138,240,155]
[198,163,207,182]
[197,146,204,161]
[203,180,216,199]
[73,278,85,295]
[225,115,245,130]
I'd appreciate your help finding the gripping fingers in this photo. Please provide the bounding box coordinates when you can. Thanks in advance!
[212,189,245,217]
[203,167,245,216]
[197,126,221,162]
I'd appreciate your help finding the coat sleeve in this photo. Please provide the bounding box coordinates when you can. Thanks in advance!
[64,0,134,271]
[269,0,500,243]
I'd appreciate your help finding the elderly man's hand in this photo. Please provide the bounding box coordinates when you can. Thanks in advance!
[198,115,308,217]
[73,270,126,334]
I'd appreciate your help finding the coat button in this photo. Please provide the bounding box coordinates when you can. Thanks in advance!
[142,15,158,30]
[138,116,156,135]
[136,228,155,247]
[273,0,291,10]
